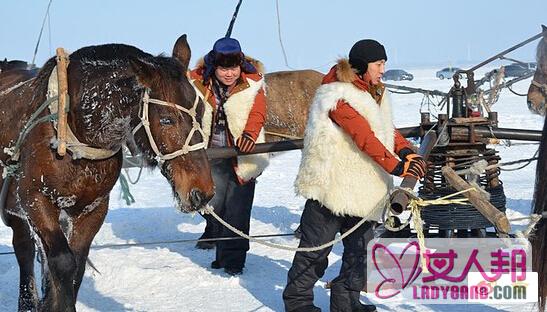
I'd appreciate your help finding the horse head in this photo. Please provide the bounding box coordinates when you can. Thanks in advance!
[527,25,547,116]
[130,35,215,212]
[65,35,214,212]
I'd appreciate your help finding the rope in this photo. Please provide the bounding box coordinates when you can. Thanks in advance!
[225,0,243,38]
[1,210,543,258]
[123,166,143,185]
[0,79,34,97]
[508,212,547,222]
[201,205,367,252]
[275,0,296,70]
[388,89,414,94]
[118,173,136,206]
[507,84,528,97]
[264,130,301,140]
[0,232,297,257]
[4,96,59,165]
[395,187,474,273]
[31,0,53,67]
[455,150,539,175]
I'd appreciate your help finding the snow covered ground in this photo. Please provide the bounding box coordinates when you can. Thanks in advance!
[0,68,543,311]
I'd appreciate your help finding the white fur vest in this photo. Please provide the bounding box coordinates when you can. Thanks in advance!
[294,82,395,220]
[196,77,269,182]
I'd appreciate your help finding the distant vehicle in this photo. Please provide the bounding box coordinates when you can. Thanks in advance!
[382,69,414,81]
[436,67,462,80]
[484,62,537,79]
[503,63,535,78]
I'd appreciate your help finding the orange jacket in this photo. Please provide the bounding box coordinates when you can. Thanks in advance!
[189,68,266,145]
[323,66,412,173]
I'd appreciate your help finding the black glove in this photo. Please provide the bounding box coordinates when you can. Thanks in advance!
[236,132,256,153]
[397,147,415,160]
[391,154,427,179]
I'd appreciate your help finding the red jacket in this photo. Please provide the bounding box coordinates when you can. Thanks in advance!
[323,66,412,173]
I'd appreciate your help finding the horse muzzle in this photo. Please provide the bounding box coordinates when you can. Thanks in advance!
[175,188,214,213]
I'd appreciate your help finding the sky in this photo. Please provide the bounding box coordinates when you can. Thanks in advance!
[1,0,546,73]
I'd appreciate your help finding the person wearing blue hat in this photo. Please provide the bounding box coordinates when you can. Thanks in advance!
[189,37,269,276]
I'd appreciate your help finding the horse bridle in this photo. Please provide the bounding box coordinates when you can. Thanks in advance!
[531,79,547,96]
[132,87,206,164]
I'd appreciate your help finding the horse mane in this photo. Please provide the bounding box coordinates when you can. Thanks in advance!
[33,44,185,92]
[537,39,546,66]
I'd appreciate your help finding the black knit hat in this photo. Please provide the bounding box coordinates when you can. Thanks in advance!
[349,39,387,75]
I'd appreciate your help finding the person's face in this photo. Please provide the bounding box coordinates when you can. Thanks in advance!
[363,60,386,85]
[214,65,241,86]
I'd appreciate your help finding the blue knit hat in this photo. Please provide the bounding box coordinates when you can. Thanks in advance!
[203,37,257,82]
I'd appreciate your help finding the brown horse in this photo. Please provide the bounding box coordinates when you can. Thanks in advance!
[0,34,214,311]
[527,25,547,116]
[532,111,547,311]
[527,25,547,311]
[0,59,38,93]
[264,69,323,141]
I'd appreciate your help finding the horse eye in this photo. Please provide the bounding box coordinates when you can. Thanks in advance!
[159,117,174,125]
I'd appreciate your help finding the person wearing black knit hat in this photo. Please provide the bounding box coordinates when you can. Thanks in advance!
[282,39,426,312]
[189,37,269,276]
[349,39,388,76]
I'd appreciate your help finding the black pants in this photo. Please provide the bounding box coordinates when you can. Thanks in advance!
[201,158,255,269]
[283,199,375,312]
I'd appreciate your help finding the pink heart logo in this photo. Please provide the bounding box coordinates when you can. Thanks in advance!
[371,241,422,299]
[433,258,447,270]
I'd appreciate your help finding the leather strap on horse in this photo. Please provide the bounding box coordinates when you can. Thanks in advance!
[531,79,547,95]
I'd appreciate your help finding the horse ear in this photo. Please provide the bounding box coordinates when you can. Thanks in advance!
[542,25,547,39]
[172,34,191,70]
[129,58,155,88]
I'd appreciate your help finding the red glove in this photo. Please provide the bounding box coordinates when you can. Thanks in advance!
[236,132,256,153]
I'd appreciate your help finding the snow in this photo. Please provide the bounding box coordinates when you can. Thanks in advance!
[0,68,543,311]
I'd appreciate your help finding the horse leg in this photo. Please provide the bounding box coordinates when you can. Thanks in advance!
[25,196,77,312]
[8,212,39,311]
[69,196,109,296]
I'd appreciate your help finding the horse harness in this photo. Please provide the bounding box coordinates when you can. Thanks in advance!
[531,79,547,96]
[132,87,206,164]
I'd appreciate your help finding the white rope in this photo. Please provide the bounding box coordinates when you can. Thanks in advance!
[200,205,367,252]
[0,79,34,97]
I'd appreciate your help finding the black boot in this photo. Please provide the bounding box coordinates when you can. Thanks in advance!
[224,266,243,276]
[349,291,376,312]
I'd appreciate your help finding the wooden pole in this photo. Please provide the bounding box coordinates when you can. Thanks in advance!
[390,131,437,214]
[441,166,511,234]
[55,48,69,156]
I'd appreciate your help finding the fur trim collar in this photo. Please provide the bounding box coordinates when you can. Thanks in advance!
[335,58,358,83]
[194,55,265,75]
